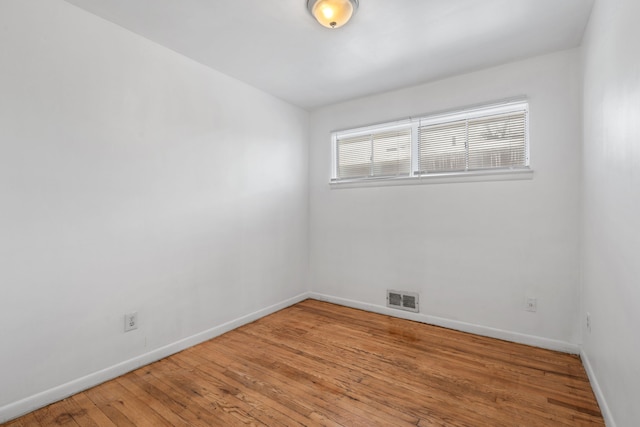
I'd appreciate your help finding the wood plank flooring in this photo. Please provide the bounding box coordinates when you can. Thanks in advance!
[3,299,604,426]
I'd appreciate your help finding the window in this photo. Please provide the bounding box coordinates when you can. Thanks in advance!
[335,124,412,180]
[331,100,529,184]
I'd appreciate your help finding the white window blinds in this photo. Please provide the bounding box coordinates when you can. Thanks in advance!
[467,111,527,170]
[418,108,527,174]
[335,127,412,180]
[331,100,529,183]
[419,120,467,173]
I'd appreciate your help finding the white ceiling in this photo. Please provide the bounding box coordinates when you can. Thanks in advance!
[63,0,594,110]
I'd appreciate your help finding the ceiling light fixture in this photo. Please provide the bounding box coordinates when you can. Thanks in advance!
[307,0,359,29]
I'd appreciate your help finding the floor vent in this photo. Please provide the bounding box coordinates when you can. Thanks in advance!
[386,290,419,313]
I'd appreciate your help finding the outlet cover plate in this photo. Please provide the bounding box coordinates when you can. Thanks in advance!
[125,312,138,332]
[525,297,537,312]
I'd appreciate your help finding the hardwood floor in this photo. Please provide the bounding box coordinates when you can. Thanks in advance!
[4,299,604,426]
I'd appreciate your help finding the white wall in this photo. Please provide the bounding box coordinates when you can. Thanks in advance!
[581,0,640,425]
[0,0,308,418]
[309,50,583,349]
[6,0,636,423]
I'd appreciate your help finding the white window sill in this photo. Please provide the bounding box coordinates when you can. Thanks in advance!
[329,168,534,189]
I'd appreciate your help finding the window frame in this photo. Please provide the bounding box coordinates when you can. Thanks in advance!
[330,99,532,187]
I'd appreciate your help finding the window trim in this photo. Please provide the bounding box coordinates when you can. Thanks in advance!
[330,99,531,187]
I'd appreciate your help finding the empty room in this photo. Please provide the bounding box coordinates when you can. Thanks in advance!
[0,0,638,425]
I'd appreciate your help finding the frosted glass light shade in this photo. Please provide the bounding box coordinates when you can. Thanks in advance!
[307,0,359,29]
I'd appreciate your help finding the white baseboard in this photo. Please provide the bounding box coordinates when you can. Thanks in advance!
[0,292,310,424]
[580,349,616,427]
[1,291,587,424]
[309,292,580,354]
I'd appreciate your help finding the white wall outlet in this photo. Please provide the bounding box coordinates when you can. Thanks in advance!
[124,312,138,332]
[525,297,537,312]
[586,312,591,333]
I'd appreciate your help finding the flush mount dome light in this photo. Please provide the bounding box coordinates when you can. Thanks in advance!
[307,0,359,29]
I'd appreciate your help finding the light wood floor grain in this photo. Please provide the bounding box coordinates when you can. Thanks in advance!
[3,299,604,426]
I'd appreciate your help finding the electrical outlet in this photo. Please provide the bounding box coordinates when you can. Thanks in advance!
[525,297,537,312]
[124,312,138,332]
[586,312,591,333]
